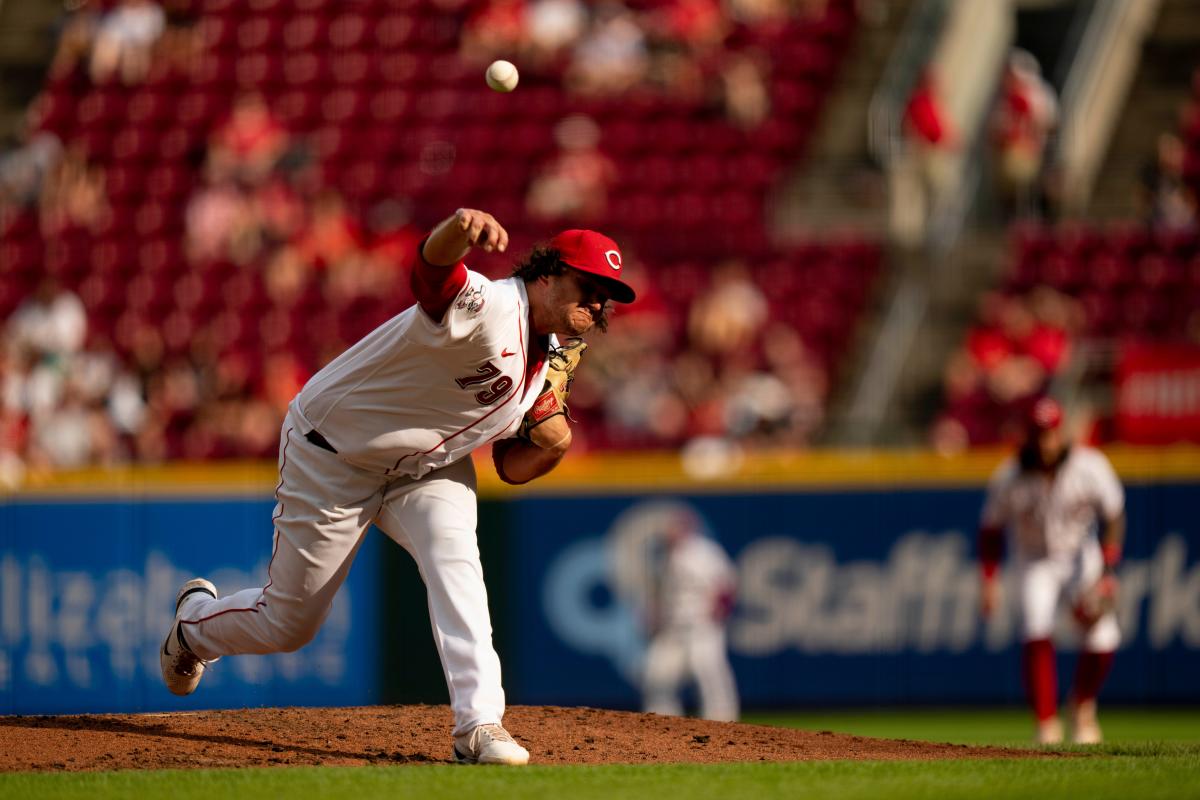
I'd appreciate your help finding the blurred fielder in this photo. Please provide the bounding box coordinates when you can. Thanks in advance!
[159,208,636,765]
[978,397,1124,744]
[642,512,739,721]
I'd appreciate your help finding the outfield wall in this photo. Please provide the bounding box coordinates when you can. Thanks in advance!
[0,493,383,715]
[1,448,1197,714]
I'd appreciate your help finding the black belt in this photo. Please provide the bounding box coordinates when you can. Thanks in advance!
[304,429,338,454]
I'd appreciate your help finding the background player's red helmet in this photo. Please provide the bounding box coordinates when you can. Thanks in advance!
[550,229,637,304]
[1027,397,1063,432]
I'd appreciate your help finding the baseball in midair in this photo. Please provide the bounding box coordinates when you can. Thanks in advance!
[486,60,519,93]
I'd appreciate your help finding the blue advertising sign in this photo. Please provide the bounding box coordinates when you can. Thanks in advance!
[0,497,381,715]
[508,483,1200,708]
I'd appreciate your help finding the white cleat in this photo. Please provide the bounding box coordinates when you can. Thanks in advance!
[160,578,217,697]
[1070,700,1103,745]
[453,723,530,765]
[1035,716,1064,745]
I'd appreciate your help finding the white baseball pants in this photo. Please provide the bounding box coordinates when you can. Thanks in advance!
[643,623,739,721]
[1017,537,1120,652]
[180,412,505,737]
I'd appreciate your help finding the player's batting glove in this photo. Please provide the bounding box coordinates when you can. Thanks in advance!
[519,338,587,448]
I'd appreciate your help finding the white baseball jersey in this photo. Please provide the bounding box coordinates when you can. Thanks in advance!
[660,535,736,628]
[290,270,553,478]
[981,446,1124,561]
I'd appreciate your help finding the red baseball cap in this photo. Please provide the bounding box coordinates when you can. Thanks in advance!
[549,229,637,304]
[1028,397,1063,431]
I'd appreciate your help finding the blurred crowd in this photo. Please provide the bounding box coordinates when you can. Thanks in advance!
[897,48,1061,246]
[0,0,855,485]
[931,287,1080,455]
[928,56,1200,451]
[573,258,829,461]
[1138,65,1200,230]
[0,84,439,488]
[461,0,833,128]
[51,0,199,86]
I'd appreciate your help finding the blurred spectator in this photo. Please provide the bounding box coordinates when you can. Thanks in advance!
[527,115,616,222]
[892,68,957,247]
[566,1,649,96]
[723,0,790,31]
[0,406,25,489]
[49,2,102,78]
[1138,133,1197,230]
[761,322,827,443]
[261,350,307,415]
[935,288,1079,452]
[89,0,166,85]
[7,278,87,361]
[39,146,108,235]
[904,70,951,150]
[460,0,529,64]
[184,174,257,265]
[527,0,587,64]
[647,0,729,53]
[252,178,307,246]
[993,50,1058,220]
[209,93,290,185]
[295,190,361,271]
[722,365,794,440]
[263,245,313,308]
[26,379,120,470]
[687,260,768,356]
[365,199,423,273]
[0,130,62,212]
[605,352,692,444]
[719,51,770,129]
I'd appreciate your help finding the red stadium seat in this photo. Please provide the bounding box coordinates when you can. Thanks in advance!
[282,15,322,51]
[328,12,369,49]
[375,12,416,49]
[236,52,285,88]
[330,51,372,86]
[76,88,126,129]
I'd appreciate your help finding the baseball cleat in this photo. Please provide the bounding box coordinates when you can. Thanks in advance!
[160,578,218,697]
[1070,700,1103,744]
[1035,717,1064,745]
[453,723,530,765]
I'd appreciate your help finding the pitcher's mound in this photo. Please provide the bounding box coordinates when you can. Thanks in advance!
[0,704,1056,772]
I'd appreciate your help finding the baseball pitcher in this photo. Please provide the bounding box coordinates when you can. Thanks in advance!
[159,209,636,765]
[978,397,1124,745]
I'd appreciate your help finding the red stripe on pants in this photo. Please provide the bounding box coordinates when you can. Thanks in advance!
[1023,639,1058,721]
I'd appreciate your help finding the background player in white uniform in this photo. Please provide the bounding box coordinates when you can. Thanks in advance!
[158,208,637,766]
[642,513,739,721]
[978,397,1124,745]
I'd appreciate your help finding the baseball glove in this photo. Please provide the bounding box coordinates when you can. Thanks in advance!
[1073,573,1118,627]
[519,338,586,448]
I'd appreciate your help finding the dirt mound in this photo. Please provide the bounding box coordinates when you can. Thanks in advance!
[0,705,1055,772]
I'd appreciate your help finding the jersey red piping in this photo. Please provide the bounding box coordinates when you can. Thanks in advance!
[386,299,530,474]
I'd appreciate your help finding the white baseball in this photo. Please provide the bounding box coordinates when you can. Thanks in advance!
[486,60,519,93]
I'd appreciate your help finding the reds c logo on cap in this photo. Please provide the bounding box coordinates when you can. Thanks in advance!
[548,229,637,303]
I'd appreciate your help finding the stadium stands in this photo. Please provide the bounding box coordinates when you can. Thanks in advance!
[0,0,878,473]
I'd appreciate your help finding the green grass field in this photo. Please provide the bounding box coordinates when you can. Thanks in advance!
[4,709,1199,800]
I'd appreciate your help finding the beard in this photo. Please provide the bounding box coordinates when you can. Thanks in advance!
[563,304,610,335]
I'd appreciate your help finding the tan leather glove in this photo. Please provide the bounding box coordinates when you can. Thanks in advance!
[519,338,586,449]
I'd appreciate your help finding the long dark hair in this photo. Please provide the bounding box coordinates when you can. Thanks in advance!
[511,245,568,282]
